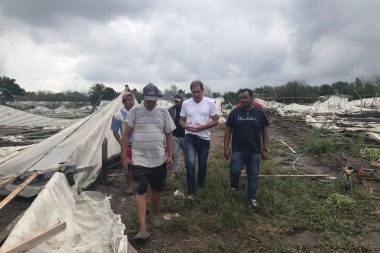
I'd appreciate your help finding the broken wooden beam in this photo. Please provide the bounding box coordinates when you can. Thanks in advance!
[0,177,17,189]
[107,173,125,177]
[0,172,39,210]
[0,222,66,253]
[259,174,333,178]
[276,138,297,154]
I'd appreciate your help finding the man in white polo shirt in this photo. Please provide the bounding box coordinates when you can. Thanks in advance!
[179,80,219,200]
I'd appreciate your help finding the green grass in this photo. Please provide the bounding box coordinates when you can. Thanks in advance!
[300,128,365,156]
[122,144,380,252]
[300,129,344,155]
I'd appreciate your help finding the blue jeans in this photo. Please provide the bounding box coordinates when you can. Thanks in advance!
[184,134,210,195]
[172,136,185,173]
[230,151,261,199]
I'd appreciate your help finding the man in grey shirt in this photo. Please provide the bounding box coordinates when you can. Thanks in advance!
[121,83,175,241]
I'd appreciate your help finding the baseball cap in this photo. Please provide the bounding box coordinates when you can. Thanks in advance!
[174,93,182,101]
[122,92,133,100]
[143,83,159,101]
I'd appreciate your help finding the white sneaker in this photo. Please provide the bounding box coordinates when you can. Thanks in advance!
[249,198,260,208]
[134,229,150,240]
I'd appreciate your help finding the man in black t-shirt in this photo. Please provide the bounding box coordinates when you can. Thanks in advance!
[168,93,185,178]
[224,88,269,209]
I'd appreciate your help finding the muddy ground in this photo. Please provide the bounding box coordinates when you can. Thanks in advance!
[1,113,380,252]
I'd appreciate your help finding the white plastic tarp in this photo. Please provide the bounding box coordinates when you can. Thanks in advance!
[0,172,127,253]
[0,94,127,196]
[0,105,75,127]
[267,96,380,116]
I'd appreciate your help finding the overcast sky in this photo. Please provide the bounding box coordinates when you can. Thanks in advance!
[1,0,379,94]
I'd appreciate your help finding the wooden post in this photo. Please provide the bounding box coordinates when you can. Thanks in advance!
[101,137,108,185]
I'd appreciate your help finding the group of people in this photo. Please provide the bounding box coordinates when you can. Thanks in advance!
[111,81,269,241]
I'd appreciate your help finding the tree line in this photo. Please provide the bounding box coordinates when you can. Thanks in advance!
[1,74,380,106]
[251,76,380,105]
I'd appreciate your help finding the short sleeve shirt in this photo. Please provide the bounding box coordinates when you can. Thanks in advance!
[180,97,218,140]
[127,104,176,168]
[110,108,132,145]
[226,107,269,153]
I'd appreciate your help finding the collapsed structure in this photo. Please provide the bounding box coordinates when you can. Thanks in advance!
[0,95,129,252]
[258,96,380,143]
[0,94,379,252]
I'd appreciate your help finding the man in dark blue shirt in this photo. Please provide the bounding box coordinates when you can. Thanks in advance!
[224,88,269,209]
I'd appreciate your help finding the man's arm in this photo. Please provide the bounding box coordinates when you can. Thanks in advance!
[261,127,269,160]
[121,124,133,169]
[111,116,122,145]
[179,116,191,131]
[193,114,219,131]
[223,126,232,160]
[208,114,219,129]
[165,131,174,170]
[113,131,122,146]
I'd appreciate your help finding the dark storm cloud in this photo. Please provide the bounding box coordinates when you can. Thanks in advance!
[0,0,380,93]
[284,0,380,83]
[0,0,156,27]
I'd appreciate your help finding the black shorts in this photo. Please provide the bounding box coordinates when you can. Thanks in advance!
[131,162,167,195]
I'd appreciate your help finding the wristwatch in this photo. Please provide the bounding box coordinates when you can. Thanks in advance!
[262,148,268,152]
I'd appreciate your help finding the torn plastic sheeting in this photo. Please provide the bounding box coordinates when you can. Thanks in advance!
[0,172,127,253]
[0,93,126,196]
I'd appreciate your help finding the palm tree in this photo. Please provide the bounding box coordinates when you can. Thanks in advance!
[88,83,106,105]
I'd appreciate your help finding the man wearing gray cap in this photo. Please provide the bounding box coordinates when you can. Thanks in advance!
[121,83,175,241]
[168,93,185,179]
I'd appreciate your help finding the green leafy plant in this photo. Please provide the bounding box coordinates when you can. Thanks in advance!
[360,147,380,161]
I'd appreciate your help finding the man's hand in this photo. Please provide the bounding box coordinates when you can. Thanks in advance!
[224,147,231,160]
[192,122,203,132]
[261,150,269,160]
[122,157,131,171]
[186,121,194,132]
[186,121,202,133]
[166,157,173,170]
